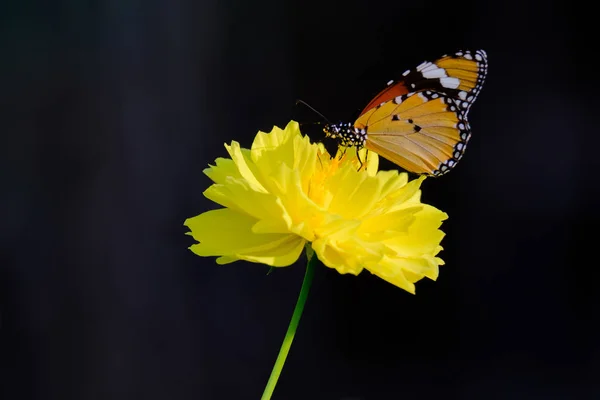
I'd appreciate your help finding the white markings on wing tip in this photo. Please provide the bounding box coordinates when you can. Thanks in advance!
[387,80,394,86]
[416,62,432,72]
[402,69,410,76]
[420,63,438,73]
[458,91,468,100]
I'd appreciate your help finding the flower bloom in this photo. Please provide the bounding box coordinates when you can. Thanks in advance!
[184,121,448,293]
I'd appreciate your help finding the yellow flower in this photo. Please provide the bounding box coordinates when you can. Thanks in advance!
[184,121,448,294]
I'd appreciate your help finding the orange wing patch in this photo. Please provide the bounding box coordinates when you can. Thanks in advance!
[356,90,470,176]
[435,56,481,92]
[359,81,410,117]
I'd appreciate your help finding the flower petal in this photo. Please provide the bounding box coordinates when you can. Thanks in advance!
[203,179,292,233]
[366,255,419,294]
[251,121,297,163]
[384,205,448,257]
[225,141,267,193]
[184,208,304,266]
[312,219,367,275]
[204,157,242,184]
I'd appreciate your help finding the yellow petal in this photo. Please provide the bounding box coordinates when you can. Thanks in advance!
[374,170,409,202]
[312,237,365,275]
[384,205,448,257]
[327,166,379,219]
[360,205,423,237]
[383,175,426,212]
[184,208,304,266]
[203,157,242,184]
[367,255,417,294]
[203,179,292,233]
[225,141,267,193]
[312,219,368,275]
[251,121,297,163]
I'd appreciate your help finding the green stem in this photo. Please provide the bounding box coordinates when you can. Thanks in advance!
[261,247,317,400]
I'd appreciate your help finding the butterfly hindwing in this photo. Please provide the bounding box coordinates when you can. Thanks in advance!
[356,90,470,175]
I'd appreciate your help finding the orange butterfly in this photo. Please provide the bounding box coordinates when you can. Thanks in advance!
[323,49,488,176]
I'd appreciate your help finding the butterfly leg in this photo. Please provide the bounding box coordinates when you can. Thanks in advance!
[356,147,368,171]
[316,152,324,169]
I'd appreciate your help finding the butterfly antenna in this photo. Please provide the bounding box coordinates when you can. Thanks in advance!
[295,99,332,124]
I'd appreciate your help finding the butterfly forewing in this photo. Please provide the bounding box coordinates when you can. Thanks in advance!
[354,49,487,176]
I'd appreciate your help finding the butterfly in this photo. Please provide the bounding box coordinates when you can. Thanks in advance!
[323,49,488,176]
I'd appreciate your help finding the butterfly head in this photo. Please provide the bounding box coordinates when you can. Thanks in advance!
[323,122,367,148]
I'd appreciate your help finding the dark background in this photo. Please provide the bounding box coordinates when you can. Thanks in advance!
[2,0,598,399]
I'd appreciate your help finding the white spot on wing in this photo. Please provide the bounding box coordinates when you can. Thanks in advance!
[458,91,468,100]
[402,69,410,76]
[422,67,447,79]
[387,80,394,86]
[417,62,432,72]
[464,53,473,60]
[420,63,439,73]
[440,77,460,89]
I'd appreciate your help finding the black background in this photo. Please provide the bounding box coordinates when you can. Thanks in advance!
[2,0,599,399]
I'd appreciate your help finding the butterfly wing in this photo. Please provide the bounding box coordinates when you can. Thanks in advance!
[355,49,487,176]
[358,91,469,175]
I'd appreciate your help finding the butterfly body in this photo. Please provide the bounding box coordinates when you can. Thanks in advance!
[323,49,488,176]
